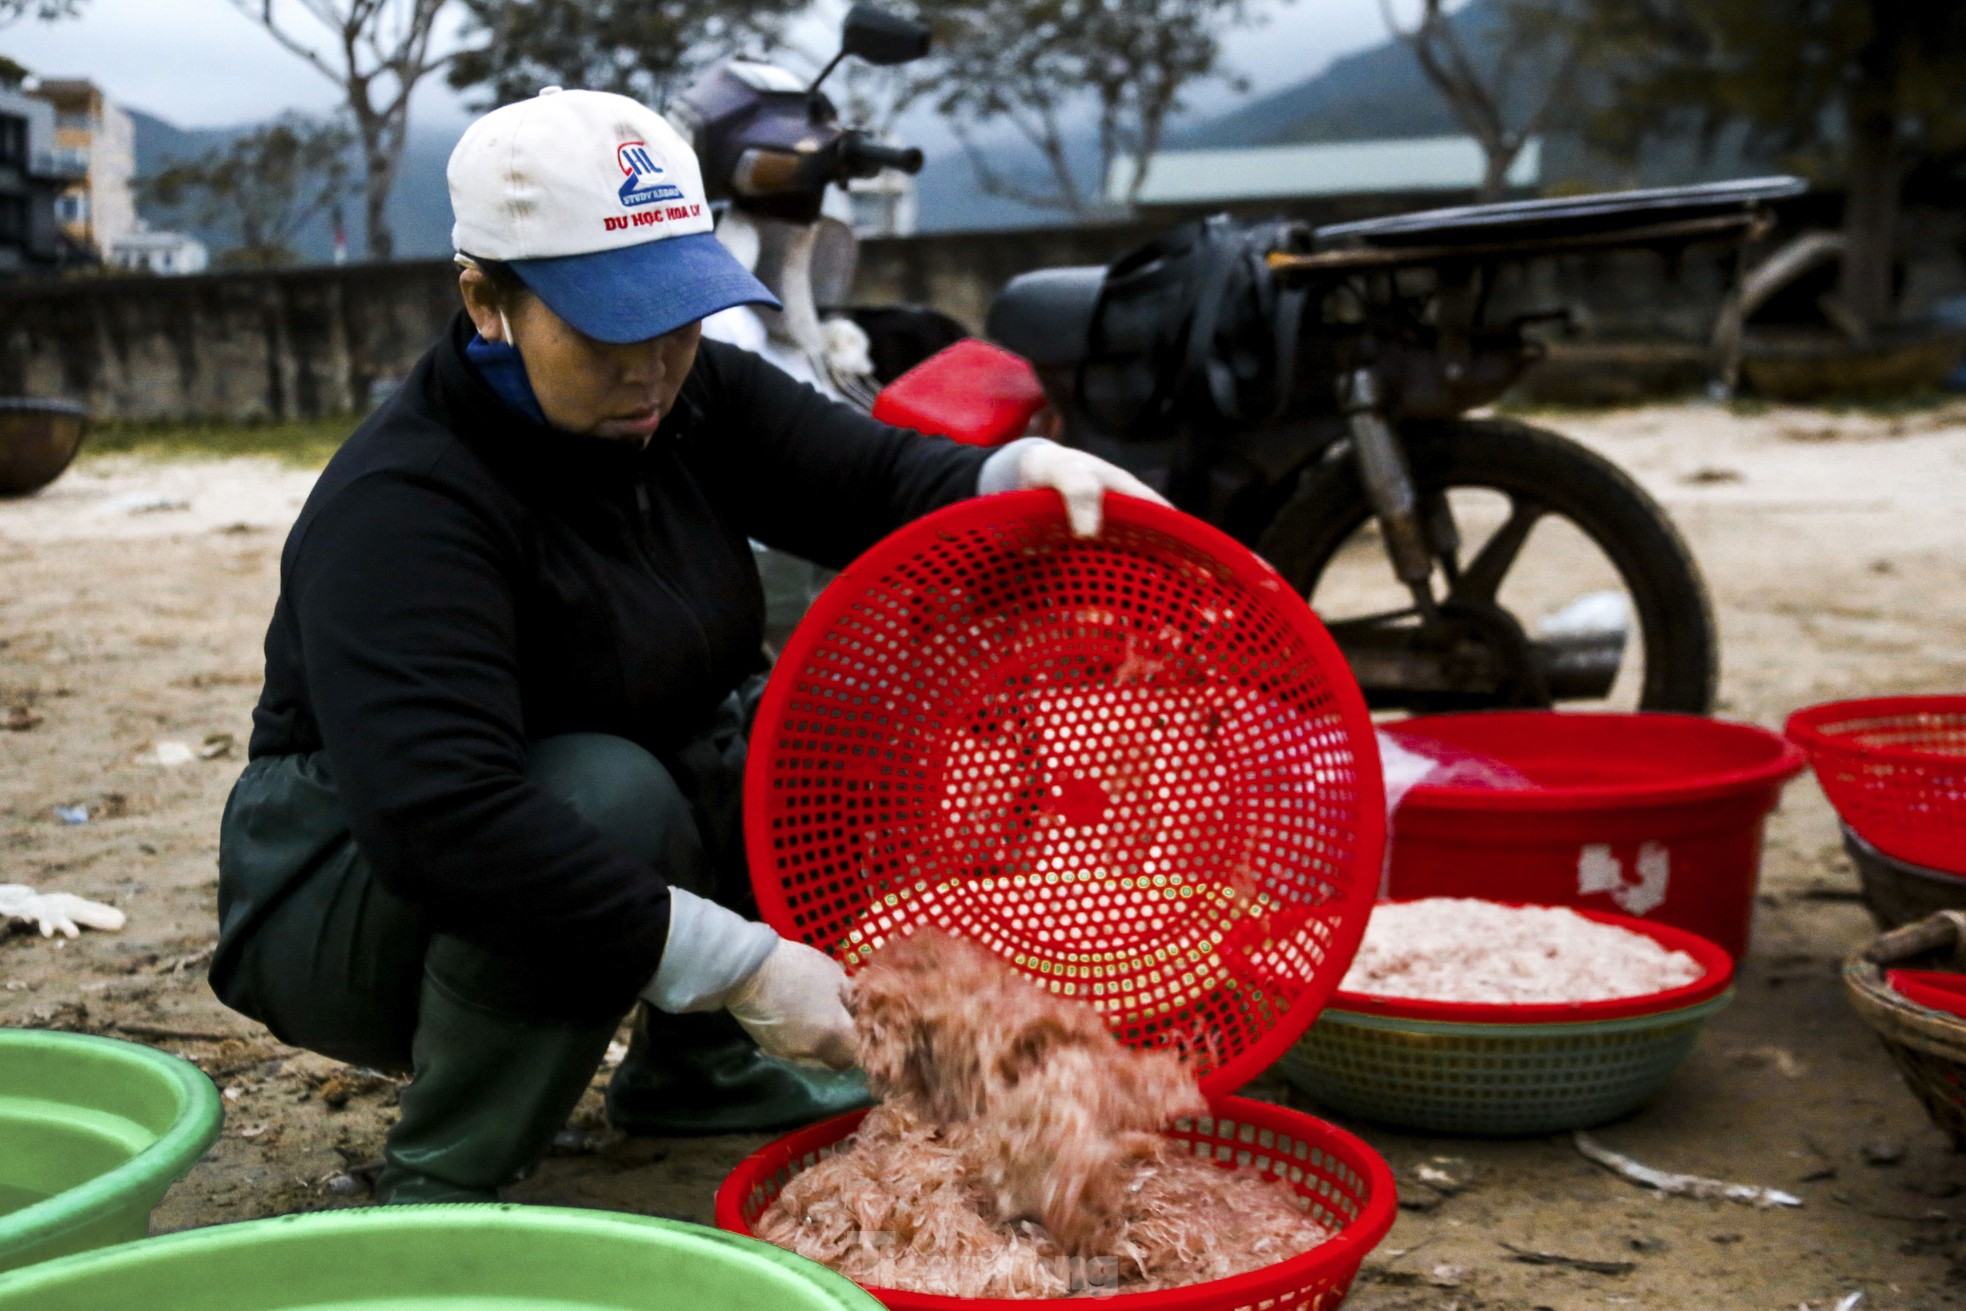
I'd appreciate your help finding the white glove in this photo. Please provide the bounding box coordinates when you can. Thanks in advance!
[725,940,857,1071]
[0,884,126,939]
[977,437,1169,537]
[640,887,857,1071]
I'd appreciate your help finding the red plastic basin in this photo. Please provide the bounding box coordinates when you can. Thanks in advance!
[716,1096,1397,1311]
[1380,712,1805,959]
[870,338,1046,448]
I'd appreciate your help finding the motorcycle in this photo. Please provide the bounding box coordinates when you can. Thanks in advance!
[679,5,1804,715]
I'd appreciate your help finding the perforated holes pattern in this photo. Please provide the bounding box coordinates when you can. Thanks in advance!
[746,492,1383,1094]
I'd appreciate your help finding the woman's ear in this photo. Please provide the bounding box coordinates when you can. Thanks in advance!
[458,266,505,342]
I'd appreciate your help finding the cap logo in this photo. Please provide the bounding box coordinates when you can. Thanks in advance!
[617,141,685,208]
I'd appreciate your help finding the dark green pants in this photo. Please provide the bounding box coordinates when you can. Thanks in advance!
[211,703,756,1072]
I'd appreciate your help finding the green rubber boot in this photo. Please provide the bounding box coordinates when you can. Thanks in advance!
[375,968,618,1205]
[604,1004,870,1137]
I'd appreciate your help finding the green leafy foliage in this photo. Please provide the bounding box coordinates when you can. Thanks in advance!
[1572,0,1966,164]
[1560,0,1966,325]
[446,0,807,110]
[135,115,356,269]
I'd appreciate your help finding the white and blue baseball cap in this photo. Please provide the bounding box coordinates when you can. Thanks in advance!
[448,87,780,344]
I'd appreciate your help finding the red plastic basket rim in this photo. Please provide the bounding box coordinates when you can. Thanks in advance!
[1785,695,1966,768]
[743,489,1387,1099]
[1324,901,1735,1024]
[1383,711,1805,813]
[713,1094,1399,1311]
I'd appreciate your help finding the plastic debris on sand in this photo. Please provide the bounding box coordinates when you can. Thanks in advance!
[754,930,1333,1297]
[1341,898,1703,1005]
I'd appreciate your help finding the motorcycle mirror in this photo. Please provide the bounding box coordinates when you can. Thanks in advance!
[841,4,931,66]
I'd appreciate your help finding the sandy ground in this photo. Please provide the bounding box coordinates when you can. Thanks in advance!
[4,405,1966,1308]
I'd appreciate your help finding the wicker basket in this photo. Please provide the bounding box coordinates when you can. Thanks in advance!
[1845,911,1966,1149]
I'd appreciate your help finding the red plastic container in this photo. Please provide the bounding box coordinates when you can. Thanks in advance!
[1785,696,1966,875]
[871,338,1047,448]
[1380,712,1805,959]
[745,490,1384,1094]
[715,1096,1399,1311]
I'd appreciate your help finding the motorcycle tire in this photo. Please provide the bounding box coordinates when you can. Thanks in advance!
[1256,416,1717,714]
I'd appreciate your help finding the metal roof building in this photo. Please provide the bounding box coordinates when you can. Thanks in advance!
[1108,135,1541,212]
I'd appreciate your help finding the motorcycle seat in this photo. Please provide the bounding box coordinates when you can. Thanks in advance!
[986,265,1106,367]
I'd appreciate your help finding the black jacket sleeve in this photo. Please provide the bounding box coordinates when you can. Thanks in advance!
[288,468,669,1020]
[693,340,992,568]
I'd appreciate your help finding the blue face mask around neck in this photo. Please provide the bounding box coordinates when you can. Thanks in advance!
[464,326,550,428]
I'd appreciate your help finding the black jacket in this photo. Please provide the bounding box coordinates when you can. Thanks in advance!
[248,313,989,1010]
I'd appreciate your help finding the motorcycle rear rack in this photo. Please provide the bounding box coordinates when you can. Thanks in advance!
[1270,176,1806,280]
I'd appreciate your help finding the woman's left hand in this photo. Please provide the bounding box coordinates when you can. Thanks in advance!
[977,438,1169,537]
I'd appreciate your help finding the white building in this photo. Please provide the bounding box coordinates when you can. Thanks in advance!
[27,78,137,261]
[108,224,208,275]
[1109,135,1542,211]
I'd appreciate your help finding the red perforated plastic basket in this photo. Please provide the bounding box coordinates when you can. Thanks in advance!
[1786,696,1966,874]
[745,490,1384,1097]
[714,1095,1399,1311]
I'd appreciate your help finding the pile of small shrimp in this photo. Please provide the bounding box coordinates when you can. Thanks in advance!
[754,930,1332,1298]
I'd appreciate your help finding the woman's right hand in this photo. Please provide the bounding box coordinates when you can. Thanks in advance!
[725,939,857,1071]
[640,888,857,1070]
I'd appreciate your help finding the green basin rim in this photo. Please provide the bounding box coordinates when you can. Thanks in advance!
[1314,990,1734,1038]
[0,1204,883,1309]
[0,1031,224,1259]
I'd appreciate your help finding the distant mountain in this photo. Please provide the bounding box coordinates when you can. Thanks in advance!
[1169,7,1486,149]
[131,2,1775,257]
[1169,0,1775,190]
[130,108,462,263]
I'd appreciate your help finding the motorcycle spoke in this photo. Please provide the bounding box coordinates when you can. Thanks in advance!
[1453,495,1547,605]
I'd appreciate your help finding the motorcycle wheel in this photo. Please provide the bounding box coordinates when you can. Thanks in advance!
[1256,417,1717,714]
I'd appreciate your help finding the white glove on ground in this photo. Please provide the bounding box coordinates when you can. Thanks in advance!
[0,884,126,939]
[977,437,1169,537]
[639,887,856,1071]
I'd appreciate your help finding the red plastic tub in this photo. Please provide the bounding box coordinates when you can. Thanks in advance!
[1380,712,1805,959]
[1786,696,1966,875]
[715,1096,1398,1311]
[871,338,1046,448]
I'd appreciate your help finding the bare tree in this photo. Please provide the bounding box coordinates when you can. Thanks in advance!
[0,0,83,29]
[1380,0,1580,200]
[137,115,356,268]
[446,0,803,111]
[229,0,453,260]
[910,0,1263,219]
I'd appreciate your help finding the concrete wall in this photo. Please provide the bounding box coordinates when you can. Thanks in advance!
[2,202,1959,421]
[0,259,459,420]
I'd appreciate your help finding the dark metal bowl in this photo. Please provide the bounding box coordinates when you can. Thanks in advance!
[1844,823,1966,932]
[0,398,90,497]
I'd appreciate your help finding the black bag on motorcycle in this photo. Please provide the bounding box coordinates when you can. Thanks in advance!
[1077,215,1316,440]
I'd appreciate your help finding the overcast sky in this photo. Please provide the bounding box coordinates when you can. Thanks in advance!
[2,0,1406,133]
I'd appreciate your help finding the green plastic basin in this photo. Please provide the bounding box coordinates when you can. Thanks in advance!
[0,1030,223,1273]
[0,1205,886,1310]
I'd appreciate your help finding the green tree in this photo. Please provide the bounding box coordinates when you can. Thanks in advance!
[1565,0,1966,331]
[446,0,807,110]
[136,115,356,268]
[908,0,1270,218]
[229,0,453,261]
